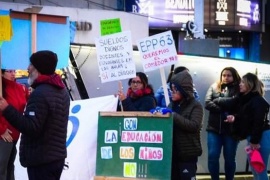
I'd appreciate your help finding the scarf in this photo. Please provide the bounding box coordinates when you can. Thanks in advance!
[126,86,153,99]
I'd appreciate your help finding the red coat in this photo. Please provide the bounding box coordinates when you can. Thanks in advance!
[0,78,28,141]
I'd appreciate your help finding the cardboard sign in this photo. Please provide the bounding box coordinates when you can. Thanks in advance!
[137,30,178,72]
[96,112,173,179]
[100,18,122,36]
[95,31,136,83]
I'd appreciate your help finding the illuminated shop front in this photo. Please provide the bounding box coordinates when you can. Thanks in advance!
[125,0,263,61]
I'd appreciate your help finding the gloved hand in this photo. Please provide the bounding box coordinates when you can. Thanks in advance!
[150,107,172,115]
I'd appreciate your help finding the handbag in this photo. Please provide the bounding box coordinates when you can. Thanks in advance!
[245,146,265,173]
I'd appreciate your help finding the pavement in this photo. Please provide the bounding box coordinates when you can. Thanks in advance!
[197,174,269,180]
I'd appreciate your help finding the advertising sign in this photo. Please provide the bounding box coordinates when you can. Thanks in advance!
[126,0,262,32]
[126,0,195,29]
[235,0,262,31]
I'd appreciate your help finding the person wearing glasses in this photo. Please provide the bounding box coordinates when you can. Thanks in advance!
[117,72,156,111]
[169,70,203,180]
[155,66,200,108]
[0,69,28,180]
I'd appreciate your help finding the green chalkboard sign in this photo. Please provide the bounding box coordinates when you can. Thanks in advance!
[96,111,173,180]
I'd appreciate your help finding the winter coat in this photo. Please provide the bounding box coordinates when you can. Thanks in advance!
[119,95,156,111]
[169,71,203,161]
[0,78,28,141]
[205,82,239,134]
[2,74,70,167]
[233,92,270,143]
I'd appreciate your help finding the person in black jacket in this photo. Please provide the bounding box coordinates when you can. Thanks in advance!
[226,73,270,180]
[204,67,241,180]
[0,50,70,180]
[117,72,156,111]
[169,71,203,180]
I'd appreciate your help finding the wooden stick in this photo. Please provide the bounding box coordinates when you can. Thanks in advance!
[31,13,37,53]
[118,81,124,112]
[0,48,2,96]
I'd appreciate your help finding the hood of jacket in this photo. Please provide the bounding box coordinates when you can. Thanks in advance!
[170,71,194,99]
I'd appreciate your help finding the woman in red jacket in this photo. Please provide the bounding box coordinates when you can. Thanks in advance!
[0,69,28,180]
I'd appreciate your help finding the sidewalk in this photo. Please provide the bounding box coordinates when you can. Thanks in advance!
[197,174,270,180]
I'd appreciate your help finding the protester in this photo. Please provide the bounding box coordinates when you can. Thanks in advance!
[226,73,270,180]
[205,67,241,180]
[117,72,156,111]
[0,69,28,180]
[155,66,199,108]
[0,50,70,180]
[169,71,203,180]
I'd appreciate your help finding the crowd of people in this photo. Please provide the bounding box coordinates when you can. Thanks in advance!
[0,50,269,180]
[116,66,269,180]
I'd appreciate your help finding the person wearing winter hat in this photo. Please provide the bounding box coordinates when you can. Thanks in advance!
[28,50,58,86]
[0,50,70,180]
[169,71,203,180]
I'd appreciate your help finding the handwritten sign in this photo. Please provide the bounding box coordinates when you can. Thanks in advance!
[258,70,270,91]
[95,31,136,83]
[0,15,12,41]
[137,30,178,72]
[96,112,173,179]
[100,18,122,36]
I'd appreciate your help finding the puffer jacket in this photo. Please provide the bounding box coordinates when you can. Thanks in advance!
[2,74,70,167]
[205,82,238,134]
[169,71,203,161]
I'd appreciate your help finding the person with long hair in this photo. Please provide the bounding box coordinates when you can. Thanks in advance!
[226,73,270,180]
[0,69,28,180]
[117,72,156,111]
[205,67,241,180]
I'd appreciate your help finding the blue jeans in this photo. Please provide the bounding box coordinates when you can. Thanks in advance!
[207,131,239,180]
[247,129,270,180]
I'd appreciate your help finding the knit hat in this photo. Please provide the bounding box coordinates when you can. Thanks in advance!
[30,50,58,75]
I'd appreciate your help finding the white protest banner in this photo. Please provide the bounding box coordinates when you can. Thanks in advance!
[15,95,118,180]
[95,31,136,83]
[137,30,178,72]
